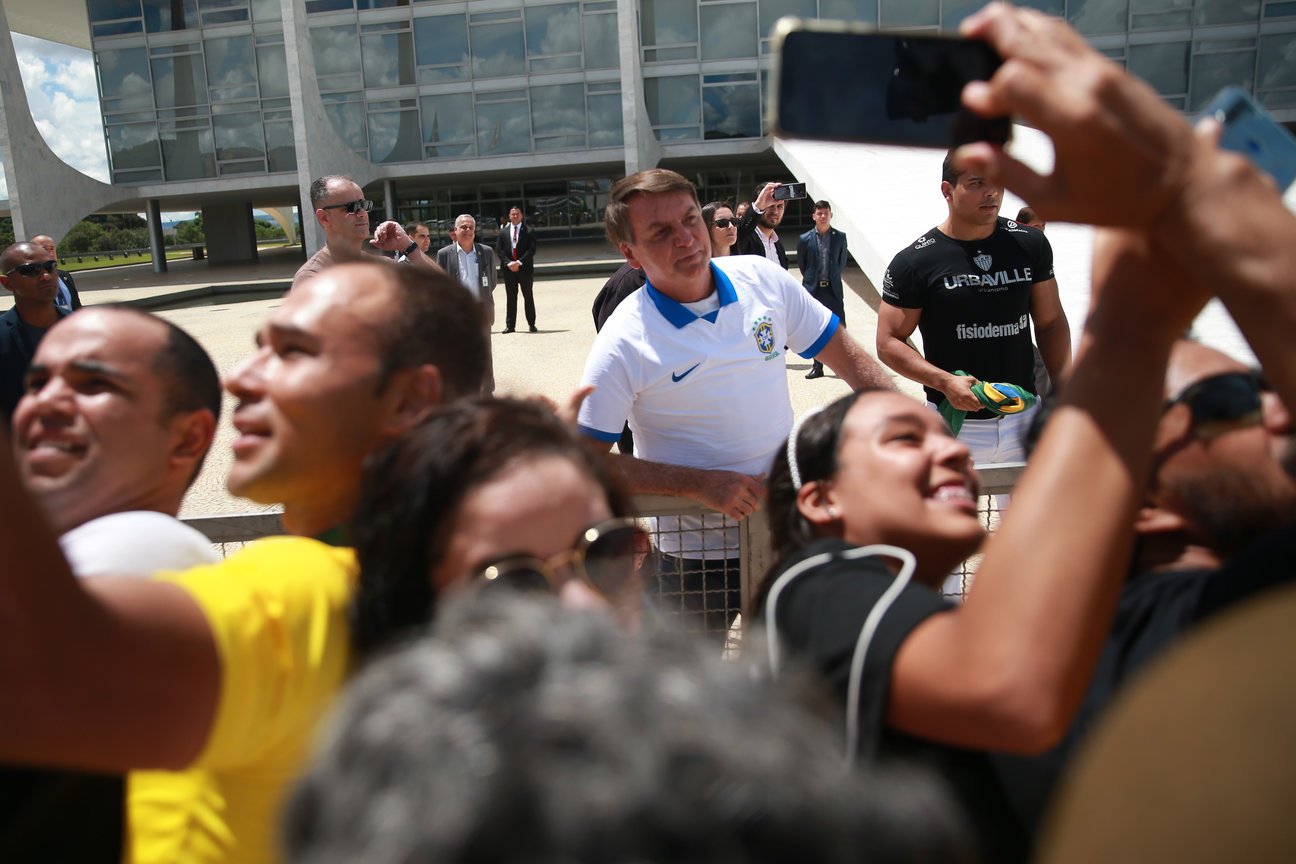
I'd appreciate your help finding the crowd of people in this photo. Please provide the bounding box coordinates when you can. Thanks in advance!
[1,3,1294,863]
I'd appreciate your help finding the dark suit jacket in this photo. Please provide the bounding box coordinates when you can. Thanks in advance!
[496,221,537,273]
[735,204,788,269]
[435,242,498,327]
[797,227,849,318]
[57,268,82,311]
[0,305,71,423]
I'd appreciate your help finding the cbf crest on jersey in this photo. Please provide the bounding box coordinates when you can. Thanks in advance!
[751,314,777,357]
[974,253,993,272]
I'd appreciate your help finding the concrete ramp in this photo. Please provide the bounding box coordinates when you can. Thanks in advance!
[774,127,1256,365]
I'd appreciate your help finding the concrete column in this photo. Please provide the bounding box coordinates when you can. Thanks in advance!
[383,179,396,224]
[146,199,167,274]
[201,202,259,265]
[617,0,660,176]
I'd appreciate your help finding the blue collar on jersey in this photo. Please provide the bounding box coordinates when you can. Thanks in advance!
[643,261,738,329]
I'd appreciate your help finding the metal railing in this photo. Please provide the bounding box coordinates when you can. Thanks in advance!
[183,463,1024,638]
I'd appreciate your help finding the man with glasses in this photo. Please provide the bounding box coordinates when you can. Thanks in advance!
[998,338,1295,834]
[293,175,442,289]
[735,182,790,268]
[0,241,71,423]
[436,214,498,394]
[31,234,81,311]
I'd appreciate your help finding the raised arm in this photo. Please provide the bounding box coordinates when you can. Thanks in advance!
[0,436,220,771]
[887,229,1208,753]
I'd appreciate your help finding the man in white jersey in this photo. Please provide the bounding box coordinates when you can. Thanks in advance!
[578,169,894,640]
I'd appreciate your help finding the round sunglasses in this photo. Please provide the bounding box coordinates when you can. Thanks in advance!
[474,518,649,599]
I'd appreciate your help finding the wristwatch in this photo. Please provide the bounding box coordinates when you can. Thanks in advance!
[403,241,419,257]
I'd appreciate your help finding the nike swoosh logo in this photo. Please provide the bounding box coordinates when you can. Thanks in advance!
[671,363,700,383]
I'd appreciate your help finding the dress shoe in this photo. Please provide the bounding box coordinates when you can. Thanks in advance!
[805,364,824,379]
[502,327,516,334]
[529,325,539,333]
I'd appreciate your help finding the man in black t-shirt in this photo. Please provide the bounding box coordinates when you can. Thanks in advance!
[877,151,1071,465]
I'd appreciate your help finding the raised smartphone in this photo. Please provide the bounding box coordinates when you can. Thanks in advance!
[772,182,807,201]
[771,17,1011,149]
[1200,86,1296,192]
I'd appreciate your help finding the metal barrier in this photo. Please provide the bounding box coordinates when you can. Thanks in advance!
[183,463,1024,639]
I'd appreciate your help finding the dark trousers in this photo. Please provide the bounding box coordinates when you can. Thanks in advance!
[503,268,536,329]
[652,553,742,646]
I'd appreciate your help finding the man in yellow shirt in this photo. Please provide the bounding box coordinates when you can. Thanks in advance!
[0,259,486,863]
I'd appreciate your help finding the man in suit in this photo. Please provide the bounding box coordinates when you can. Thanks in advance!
[796,200,849,379]
[1,242,71,424]
[495,205,538,333]
[32,234,81,311]
[437,214,498,394]
[734,182,789,269]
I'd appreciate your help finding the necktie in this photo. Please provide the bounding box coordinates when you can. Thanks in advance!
[512,226,519,261]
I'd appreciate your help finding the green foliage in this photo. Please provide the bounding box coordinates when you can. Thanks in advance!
[0,217,13,248]
[254,220,286,241]
[175,214,205,245]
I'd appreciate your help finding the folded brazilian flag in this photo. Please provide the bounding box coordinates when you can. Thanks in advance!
[938,371,1037,435]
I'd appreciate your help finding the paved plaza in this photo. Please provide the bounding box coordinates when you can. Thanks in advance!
[2,243,916,518]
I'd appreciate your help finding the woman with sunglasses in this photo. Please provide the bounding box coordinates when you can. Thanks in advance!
[702,201,738,257]
[350,398,648,657]
[754,230,1209,863]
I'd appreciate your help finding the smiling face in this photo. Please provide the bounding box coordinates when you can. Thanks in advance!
[817,393,983,584]
[14,310,207,534]
[942,170,1002,233]
[223,266,405,534]
[618,190,712,302]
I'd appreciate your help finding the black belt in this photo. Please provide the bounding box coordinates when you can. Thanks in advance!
[818,280,830,288]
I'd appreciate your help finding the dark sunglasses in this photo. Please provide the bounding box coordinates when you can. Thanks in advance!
[712,218,735,229]
[1163,370,1268,441]
[5,260,58,278]
[320,198,373,214]
[474,518,649,599]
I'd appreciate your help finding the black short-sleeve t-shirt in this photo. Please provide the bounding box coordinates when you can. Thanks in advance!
[882,217,1054,412]
[759,538,1031,864]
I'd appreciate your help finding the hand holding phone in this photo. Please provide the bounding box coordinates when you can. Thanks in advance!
[772,182,807,201]
[1200,87,1296,192]
[772,17,1010,149]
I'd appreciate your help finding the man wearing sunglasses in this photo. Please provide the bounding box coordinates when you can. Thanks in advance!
[998,338,1295,835]
[293,175,443,289]
[0,242,71,424]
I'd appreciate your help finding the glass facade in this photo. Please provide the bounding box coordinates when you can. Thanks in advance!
[88,0,1296,185]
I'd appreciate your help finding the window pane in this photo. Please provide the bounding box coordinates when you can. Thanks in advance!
[587,91,623,146]
[645,74,700,125]
[531,83,586,149]
[1130,0,1190,28]
[941,0,990,29]
[264,120,297,171]
[205,36,259,101]
[758,0,814,41]
[1195,0,1259,24]
[583,11,618,68]
[422,92,476,156]
[414,15,470,80]
[703,81,759,138]
[160,125,215,179]
[362,31,416,87]
[641,0,697,46]
[476,100,531,155]
[256,44,289,99]
[324,98,367,149]
[368,110,422,162]
[90,0,140,20]
[527,4,581,55]
[471,21,526,77]
[98,48,155,112]
[151,54,208,109]
[212,110,266,162]
[700,4,756,60]
[1259,32,1296,92]
[143,0,198,31]
[819,0,877,23]
[881,0,937,26]
[1068,0,1127,33]
[250,0,280,21]
[107,122,161,173]
[1189,49,1256,111]
[1128,41,1189,97]
[311,25,363,90]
